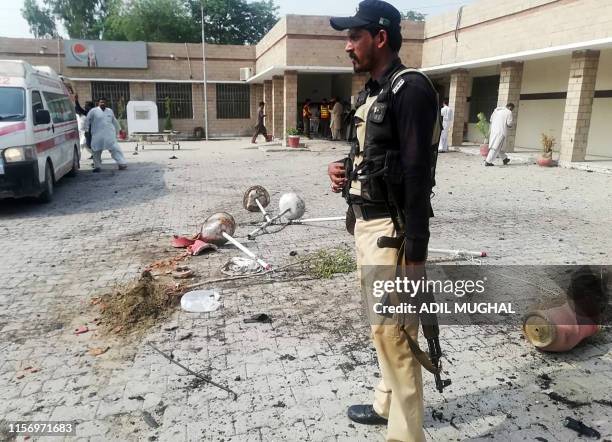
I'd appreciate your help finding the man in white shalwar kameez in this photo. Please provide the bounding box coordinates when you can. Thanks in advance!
[85,98,127,172]
[485,103,515,166]
[437,99,453,152]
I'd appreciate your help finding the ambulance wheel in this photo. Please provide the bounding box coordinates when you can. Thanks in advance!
[67,146,80,177]
[38,162,54,203]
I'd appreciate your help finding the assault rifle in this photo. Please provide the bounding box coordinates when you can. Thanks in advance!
[376,155,451,394]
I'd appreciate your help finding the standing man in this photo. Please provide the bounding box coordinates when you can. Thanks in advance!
[74,95,95,159]
[485,103,514,166]
[252,101,269,144]
[331,96,344,140]
[85,97,128,172]
[328,1,440,441]
[302,99,312,139]
[320,98,331,139]
[437,99,453,153]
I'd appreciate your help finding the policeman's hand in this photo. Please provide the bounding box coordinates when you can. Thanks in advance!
[328,162,346,193]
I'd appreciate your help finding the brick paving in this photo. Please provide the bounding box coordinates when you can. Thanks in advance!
[0,139,611,441]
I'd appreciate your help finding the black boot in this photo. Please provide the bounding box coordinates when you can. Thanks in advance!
[347,405,388,425]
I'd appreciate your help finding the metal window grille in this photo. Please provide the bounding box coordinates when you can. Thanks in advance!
[91,82,130,116]
[468,75,500,123]
[156,83,193,119]
[216,84,250,119]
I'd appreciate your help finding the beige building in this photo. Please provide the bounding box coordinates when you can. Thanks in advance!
[1,0,611,163]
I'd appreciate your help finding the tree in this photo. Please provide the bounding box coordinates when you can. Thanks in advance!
[194,0,279,45]
[403,10,426,22]
[21,0,57,38]
[106,0,279,44]
[104,0,199,42]
[21,0,116,39]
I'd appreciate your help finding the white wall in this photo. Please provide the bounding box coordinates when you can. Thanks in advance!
[520,55,571,94]
[514,56,570,151]
[515,100,565,150]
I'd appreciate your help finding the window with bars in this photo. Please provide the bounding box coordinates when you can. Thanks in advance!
[156,83,193,119]
[90,82,130,117]
[216,84,250,119]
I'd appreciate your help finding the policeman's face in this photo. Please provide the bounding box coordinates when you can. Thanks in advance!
[99,99,107,110]
[345,28,383,73]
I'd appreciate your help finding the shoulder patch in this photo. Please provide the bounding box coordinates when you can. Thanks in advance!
[392,78,405,95]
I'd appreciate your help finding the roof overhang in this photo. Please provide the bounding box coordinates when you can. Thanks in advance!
[421,37,612,75]
[61,77,245,84]
[246,65,354,83]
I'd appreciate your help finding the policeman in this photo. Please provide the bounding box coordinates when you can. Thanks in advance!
[328,1,439,441]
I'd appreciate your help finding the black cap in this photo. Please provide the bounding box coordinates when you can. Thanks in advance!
[330,0,401,31]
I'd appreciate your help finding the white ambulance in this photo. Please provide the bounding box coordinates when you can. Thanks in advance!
[0,60,79,202]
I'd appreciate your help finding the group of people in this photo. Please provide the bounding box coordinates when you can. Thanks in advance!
[436,99,515,166]
[302,97,345,140]
[74,95,128,172]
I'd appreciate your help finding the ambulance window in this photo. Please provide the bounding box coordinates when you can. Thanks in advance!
[43,91,76,123]
[0,87,25,121]
[32,91,44,115]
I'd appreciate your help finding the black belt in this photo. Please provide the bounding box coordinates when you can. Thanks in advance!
[352,204,390,221]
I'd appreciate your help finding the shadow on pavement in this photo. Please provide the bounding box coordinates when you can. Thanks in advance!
[0,161,168,218]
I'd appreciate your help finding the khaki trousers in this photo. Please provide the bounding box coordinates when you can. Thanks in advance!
[355,217,425,442]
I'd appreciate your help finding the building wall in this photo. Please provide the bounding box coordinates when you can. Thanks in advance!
[283,16,424,69]
[514,56,570,150]
[0,38,255,82]
[588,49,612,157]
[422,0,612,68]
[255,17,287,73]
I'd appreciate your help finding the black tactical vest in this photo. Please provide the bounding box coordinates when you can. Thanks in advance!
[345,65,440,206]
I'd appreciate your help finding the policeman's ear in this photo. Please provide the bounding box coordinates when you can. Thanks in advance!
[375,29,389,50]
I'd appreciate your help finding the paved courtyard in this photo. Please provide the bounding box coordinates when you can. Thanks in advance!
[0,139,611,441]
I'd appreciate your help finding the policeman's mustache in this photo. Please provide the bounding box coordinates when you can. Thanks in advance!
[349,53,359,63]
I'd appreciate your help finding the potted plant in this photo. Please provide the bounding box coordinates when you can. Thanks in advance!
[117,96,127,140]
[287,128,300,148]
[476,112,490,157]
[164,97,173,131]
[538,134,556,167]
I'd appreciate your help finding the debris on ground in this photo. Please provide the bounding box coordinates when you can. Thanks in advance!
[178,332,193,341]
[142,411,159,429]
[148,342,237,399]
[96,271,180,335]
[187,240,217,256]
[304,248,356,279]
[145,253,189,274]
[74,326,89,335]
[221,257,263,276]
[563,416,601,439]
[180,289,221,313]
[548,392,589,408]
[537,373,554,389]
[88,346,110,357]
[243,313,272,324]
[172,266,195,279]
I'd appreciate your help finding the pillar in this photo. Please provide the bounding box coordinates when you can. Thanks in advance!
[448,69,469,147]
[263,80,273,127]
[496,61,523,152]
[283,71,298,143]
[560,50,600,163]
[272,75,284,140]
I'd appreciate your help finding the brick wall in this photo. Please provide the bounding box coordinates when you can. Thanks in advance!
[422,0,612,68]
